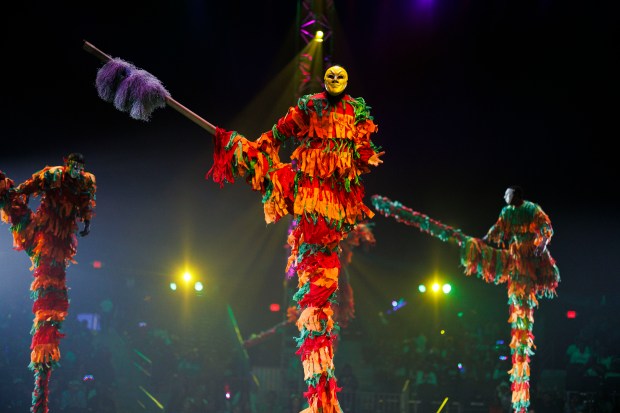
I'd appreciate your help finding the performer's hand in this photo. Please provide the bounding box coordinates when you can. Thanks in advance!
[79,220,90,237]
[534,238,547,256]
[368,151,385,166]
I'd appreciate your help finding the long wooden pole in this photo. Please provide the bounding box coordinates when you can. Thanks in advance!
[82,40,216,135]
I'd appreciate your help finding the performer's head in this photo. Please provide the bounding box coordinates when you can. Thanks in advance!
[504,185,524,206]
[324,65,348,96]
[64,152,86,179]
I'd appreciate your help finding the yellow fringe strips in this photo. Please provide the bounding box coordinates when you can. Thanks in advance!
[312,267,339,289]
[302,346,335,381]
[306,111,356,139]
[33,310,68,325]
[292,147,359,180]
[512,388,530,406]
[30,278,66,292]
[293,187,371,225]
[263,168,293,224]
[296,306,335,333]
[31,344,61,365]
[297,267,339,290]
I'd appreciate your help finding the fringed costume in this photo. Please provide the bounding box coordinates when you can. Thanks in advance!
[335,221,376,330]
[207,89,381,413]
[371,195,559,413]
[0,164,96,413]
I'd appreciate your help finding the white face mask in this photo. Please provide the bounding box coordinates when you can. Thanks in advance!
[504,188,514,205]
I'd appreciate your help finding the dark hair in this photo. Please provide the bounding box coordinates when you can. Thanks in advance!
[508,185,523,199]
[65,153,85,164]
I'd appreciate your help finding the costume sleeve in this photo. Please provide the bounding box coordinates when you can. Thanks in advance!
[350,97,380,172]
[207,126,284,193]
[14,166,60,196]
[79,173,97,222]
[486,207,509,246]
[353,119,379,170]
[272,99,310,142]
[532,203,553,243]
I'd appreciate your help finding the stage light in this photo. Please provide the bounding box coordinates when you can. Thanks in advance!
[183,271,192,282]
[194,281,204,292]
[442,283,452,294]
[440,329,446,335]
[386,298,407,314]
[170,282,177,291]
[418,284,427,293]
[270,303,281,312]
[566,310,577,319]
[432,283,440,292]
[314,31,324,42]
[92,260,102,269]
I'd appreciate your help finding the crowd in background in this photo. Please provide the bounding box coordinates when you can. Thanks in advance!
[1,291,619,413]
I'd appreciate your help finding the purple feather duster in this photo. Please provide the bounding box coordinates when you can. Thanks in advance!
[96,58,170,121]
[95,58,134,102]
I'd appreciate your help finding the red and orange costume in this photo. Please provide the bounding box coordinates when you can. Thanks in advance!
[207,86,381,412]
[0,160,96,413]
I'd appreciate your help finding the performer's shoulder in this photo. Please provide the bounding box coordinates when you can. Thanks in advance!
[83,172,96,185]
[299,92,326,103]
[40,165,63,178]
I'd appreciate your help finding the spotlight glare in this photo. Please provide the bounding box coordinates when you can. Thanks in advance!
[442,283,452,294]
[183,271,192,282]
[314,30,324,42]
[170,282,177,291]
[194,281,204,292]
[432,283,440,292]
[418,284,426,293]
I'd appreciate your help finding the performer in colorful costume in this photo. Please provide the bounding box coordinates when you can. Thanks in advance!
[481,186,559,413]
[0,153,96,413]
[371,187,559,413]
[207,65,383,413]
[83,44,381,413]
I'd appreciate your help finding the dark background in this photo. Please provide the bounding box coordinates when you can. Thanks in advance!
[1,0,618,410]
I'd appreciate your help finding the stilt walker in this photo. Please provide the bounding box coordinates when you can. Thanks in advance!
[0,154,96,413]
[84,42,383,413]
[371,193,559,413]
